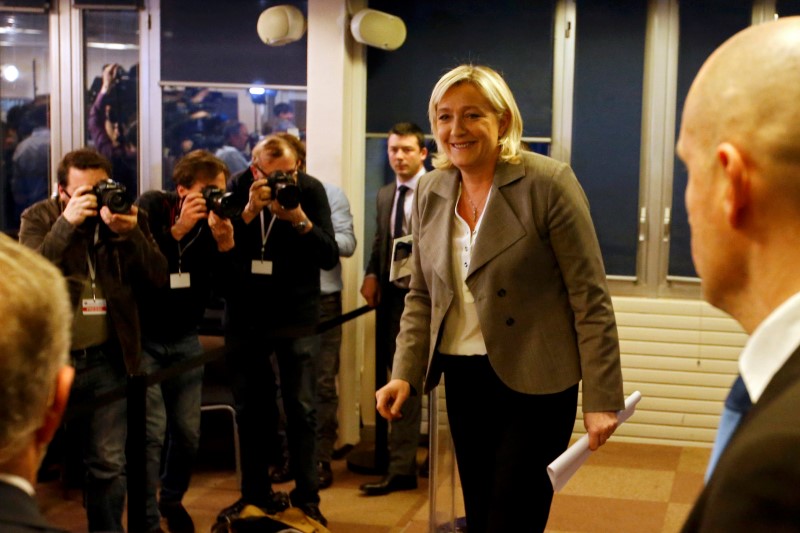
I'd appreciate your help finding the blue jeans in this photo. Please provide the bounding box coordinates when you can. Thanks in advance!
[69,346,128,533]
[226,333,320,507]
[142,334,204,531]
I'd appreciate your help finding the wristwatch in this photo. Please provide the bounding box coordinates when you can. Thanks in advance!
[292,219,309,232]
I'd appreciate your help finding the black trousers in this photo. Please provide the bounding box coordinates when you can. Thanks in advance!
[440,354,578,533]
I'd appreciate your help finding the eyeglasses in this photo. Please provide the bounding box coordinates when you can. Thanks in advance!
[251,162,298,181]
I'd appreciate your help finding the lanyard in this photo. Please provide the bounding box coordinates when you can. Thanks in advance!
[259,210,277,261]
[177,226,204,274]
[85,224,100,300]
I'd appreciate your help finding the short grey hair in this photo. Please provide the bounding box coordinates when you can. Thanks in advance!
[0,233,71,463]
[428,64,524,170]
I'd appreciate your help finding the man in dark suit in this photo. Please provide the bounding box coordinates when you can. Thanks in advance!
[678,16,800,531]
[0,233,74,533]
[359,122,428,496]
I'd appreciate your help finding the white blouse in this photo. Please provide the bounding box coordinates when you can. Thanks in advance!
[438,184,492,356]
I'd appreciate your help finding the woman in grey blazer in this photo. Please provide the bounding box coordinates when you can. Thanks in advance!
[376,65,624,532]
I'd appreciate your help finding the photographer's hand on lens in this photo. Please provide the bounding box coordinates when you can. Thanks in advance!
[242,178,272,223]
[171,192,207,241]
[101,204,138,235]
[208,211,235,252]
[269,201,313,235]
[63,185,99,226]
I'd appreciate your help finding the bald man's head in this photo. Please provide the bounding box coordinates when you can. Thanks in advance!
[681,16,800,173]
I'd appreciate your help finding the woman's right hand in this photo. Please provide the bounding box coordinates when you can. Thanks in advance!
[376,379,411,421]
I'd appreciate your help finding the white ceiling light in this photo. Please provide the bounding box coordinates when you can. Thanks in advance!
[1,64,19,82]
[256,5,307,47]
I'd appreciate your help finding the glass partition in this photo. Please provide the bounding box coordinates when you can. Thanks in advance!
[83,9,140,196]
[161,84,306,189]
[1,10,50,233]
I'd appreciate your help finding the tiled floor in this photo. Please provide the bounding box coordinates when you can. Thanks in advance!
[38,440,709,532]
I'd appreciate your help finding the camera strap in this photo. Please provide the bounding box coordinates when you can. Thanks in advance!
[259,210,277,260]
[177,225,204,274]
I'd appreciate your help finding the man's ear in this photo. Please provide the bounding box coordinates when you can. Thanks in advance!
[420,146,429,161]
[36,365,74,449]
[717,142,750,228]
[176,184,189,198]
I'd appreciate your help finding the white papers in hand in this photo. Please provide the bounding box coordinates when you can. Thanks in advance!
[547,390,642,492]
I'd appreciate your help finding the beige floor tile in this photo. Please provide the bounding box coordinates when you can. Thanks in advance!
[561,465,675,501]
[548,494,669,532]
[662,502,695,533]
[676,445,711,473]
[669,470,705,504]
[586,441,683,471]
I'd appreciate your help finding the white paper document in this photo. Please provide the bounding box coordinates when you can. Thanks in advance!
[547,390,642,492]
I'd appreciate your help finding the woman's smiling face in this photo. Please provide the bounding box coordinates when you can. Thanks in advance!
[434,82,508,175]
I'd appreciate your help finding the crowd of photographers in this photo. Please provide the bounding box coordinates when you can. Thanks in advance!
[16,126,341,531]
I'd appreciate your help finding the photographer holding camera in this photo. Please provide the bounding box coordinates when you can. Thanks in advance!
[88,63,138,196]
[218,135,338,528]
[135,150,235,533]
[18,148,168,532]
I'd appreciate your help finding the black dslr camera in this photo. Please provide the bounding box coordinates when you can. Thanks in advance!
[266,171,300,210]
[202,186,243,219]
[94,179,132,214]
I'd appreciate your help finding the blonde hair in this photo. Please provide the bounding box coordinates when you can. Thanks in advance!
[428,65,524,170]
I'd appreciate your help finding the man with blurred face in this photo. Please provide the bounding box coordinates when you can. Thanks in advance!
[19,148,167,532]
[136,150,235,533]
[359,122,428,496]
[678,16,800,531]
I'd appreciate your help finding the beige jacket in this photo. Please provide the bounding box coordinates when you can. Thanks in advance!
[391,151,623,412]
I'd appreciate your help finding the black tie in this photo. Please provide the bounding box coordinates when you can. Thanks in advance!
[393,185,409,238]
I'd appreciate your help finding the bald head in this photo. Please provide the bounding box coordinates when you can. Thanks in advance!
[683,17,800,173]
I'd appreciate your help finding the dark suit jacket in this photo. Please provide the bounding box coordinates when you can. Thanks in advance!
[392,151,623,412]
[0,481,66,532]
[682,346,800,532]
[365,181,400,282]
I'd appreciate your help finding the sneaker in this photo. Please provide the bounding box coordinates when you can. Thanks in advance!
[298,502,328,527]
[158,501,194,533]
[317,461,333,489]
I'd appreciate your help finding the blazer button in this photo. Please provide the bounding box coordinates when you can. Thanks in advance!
[506,317,515,326]
[497,289,506,297]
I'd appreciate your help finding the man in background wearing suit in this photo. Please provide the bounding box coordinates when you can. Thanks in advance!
[359,122,428,496]
[678,16,800,531]
[0,233,74,532]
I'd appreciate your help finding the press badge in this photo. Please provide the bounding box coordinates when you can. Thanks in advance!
[170,272,191,289]
[82,298,107,316]
[251,259,273,275]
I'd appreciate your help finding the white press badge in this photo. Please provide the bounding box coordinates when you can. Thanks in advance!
[252,259,273,275]
[82,298,107,316]
[170,272,191,289]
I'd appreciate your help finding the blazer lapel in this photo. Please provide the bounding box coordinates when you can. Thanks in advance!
[468,161,526,277]
[423,170,459,292]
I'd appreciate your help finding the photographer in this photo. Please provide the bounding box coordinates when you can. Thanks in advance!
[88,63,137,196]
[136,150,235,533]
[18,148,167,532]
[217,135,338,528]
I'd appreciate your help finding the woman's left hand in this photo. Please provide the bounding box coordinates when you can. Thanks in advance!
[584,411,618,451]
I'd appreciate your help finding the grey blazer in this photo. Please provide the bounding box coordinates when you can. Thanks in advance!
[392,151,623,412]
